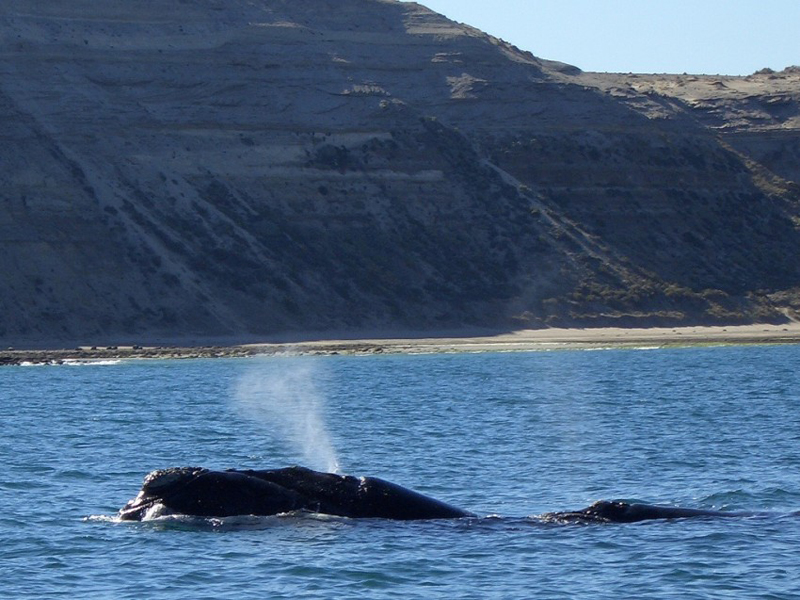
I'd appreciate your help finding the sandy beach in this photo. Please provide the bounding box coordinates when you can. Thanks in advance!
[245,322,800,355]
[2,323,800,366]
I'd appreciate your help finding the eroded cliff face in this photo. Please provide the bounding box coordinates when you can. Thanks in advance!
[1,0,798,343]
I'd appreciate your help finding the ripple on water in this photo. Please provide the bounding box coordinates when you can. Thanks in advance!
[3,347,800,599]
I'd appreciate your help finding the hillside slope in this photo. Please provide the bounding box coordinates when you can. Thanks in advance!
[1,0,798,344]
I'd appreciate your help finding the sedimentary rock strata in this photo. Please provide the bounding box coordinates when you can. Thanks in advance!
[1,1,798,343]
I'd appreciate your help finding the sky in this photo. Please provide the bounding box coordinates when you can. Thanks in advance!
[403,0,800,75]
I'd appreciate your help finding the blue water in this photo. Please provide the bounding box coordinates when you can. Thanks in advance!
[2,345,800,599]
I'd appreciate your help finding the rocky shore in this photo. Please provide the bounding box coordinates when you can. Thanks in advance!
[0,345,255,366]
[3,324,799,366]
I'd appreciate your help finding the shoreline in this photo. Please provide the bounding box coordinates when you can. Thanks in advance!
[2,323,800,366]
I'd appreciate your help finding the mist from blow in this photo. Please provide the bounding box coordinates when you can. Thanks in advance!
[233,357,340,474]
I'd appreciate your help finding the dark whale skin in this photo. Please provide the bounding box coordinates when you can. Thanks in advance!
[118,466,474,521]
[542,500,757,523]
[119,468,779,523]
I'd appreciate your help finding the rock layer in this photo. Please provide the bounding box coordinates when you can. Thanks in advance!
[1,1,798,343]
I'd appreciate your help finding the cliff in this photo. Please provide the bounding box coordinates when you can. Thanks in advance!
[1,0,798,344]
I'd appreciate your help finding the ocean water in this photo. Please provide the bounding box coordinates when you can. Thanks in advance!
[2,344,800,599]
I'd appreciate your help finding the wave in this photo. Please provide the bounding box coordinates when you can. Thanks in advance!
[700,487,800,511]
[86,508,356,531]
[86,508,800,534]
[63,359,124,366]
[20,359,123,367]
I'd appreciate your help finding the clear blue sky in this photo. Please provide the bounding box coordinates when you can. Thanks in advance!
[404,0,800,75]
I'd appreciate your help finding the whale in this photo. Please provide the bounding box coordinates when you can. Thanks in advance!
[540,500,761,523]
[118,466,474,521]
[118,466,780,523]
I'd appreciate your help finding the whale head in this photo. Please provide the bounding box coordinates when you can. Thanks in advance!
[118,467,207,520]
[583,500,637,522]
[141,467,207,494]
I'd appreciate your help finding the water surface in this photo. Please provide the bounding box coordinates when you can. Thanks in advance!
[2,345,799,598]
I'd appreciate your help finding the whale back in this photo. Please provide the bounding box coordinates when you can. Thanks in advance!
[542,500,749,523]
[119,466,473,521]
[245,466,474,519]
